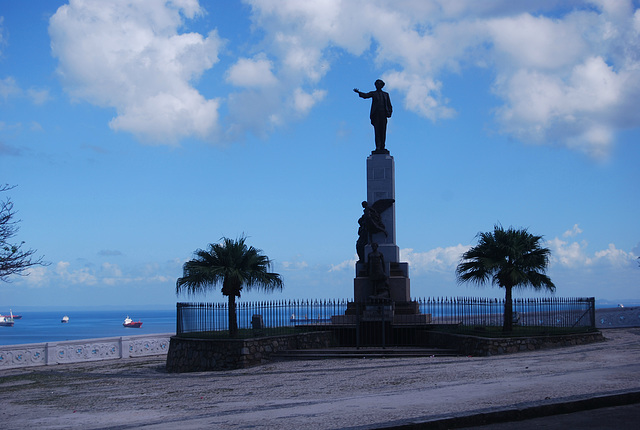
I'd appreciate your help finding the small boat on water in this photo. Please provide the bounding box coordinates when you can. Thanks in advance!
[1,310,21,319]
[123,316,142,328]
[0,310,15,327]
[61,315,69,323]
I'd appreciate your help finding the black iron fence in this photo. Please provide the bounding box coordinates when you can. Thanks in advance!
[176,296,596,340]
[176,299,349,335]
[420,296,596,329]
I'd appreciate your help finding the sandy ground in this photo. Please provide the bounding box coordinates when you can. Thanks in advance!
[1,328,639,430]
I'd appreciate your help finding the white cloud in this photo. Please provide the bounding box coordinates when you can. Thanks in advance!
[46,0,640,154]
[328,245,469,276]
[329,256,357,273]
[384,70,455,121]
[486,13,589,71]
[49,0,223,144]
[292,88,326,115]
[548,236,637,269]
[226,55,278,87]
[27,88,51,105]
[548,237,592,268]
[20,266,49,288]
[0,77,20,101]
[594,243,635,267]
[245,0,640,157]
[16,258,178,289]
[563,224,584,238]
[55,261,98,285]
[281,260,309,271]
[400,244,469,274]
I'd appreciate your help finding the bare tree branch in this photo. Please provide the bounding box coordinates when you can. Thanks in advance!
[0,184,48,282]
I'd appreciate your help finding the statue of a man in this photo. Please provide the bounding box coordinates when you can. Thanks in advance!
[354,79,392,153]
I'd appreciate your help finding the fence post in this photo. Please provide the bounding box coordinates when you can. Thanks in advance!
[356,302,361,350]
[381,302,386,349]
[589,297,596,328]
[176,303,182,336]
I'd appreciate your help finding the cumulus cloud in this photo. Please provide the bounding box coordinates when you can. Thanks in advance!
[329,256,357,272]
[26,88,51,105]
[55,261,98,285]
[563,224,584,238]
[0,77,51,106]
[0,77,20,101]
[244,0,640,157]
[226,55,278,88]
[16,258,177,289]
[45,1,640,154]
[281,256,309,271]
[328,245,470,275]
[326,245,469,275]
[548,235,637,269]
[292,87,326,115]
[548,237,592,268]
[49,0,223,144]
[401,244,470,274]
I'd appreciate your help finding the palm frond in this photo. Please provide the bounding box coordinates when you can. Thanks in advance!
[176,235,283,298]
[456,224,555,292]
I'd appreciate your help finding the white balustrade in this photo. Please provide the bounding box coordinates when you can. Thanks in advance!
[595,307,640,328]
[0,333,171,370]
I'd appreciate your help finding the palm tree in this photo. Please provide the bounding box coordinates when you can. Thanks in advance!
[455,225,556,332]
[176,236,283,337]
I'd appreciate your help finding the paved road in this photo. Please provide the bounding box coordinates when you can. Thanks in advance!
[1,328,639,429]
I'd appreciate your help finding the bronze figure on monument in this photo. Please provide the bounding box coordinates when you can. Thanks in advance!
[367,243,390,299]
[354,79,392,153]
[356,199,394,262]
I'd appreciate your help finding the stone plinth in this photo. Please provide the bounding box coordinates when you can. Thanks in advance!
[353,275,410,303]
[362,304,394,321]
[365,153,399,264]
[351,151,419,319]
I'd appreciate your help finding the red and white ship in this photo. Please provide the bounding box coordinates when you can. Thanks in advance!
[0,310,15,327]
[123,316,142,328]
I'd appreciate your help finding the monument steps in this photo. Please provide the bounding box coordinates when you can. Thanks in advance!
[273,347,460,360]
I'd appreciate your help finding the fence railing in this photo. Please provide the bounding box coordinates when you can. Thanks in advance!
[176,300,349,335]
[176,297,596,338]
[420,297,596,328]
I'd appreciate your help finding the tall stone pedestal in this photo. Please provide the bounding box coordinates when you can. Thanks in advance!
[349,151,423,321]
[363,152,399,264]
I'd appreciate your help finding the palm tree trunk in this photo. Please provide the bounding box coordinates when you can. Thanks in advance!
[228,295,238,337]
[503,286,513,332]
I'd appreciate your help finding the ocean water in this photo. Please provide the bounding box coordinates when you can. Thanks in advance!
[0,309,175,346]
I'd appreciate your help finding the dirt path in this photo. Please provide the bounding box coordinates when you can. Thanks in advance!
[1,328,639,429]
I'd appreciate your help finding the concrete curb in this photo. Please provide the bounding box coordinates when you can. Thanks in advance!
[371,390,640,429]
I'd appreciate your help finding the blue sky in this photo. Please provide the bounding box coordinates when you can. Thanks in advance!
[1,0,639,309]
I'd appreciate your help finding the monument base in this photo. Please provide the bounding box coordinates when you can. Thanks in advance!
[353,276,410,303]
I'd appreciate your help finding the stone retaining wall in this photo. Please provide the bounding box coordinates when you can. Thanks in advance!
[427,330,605,357]
[166,331,334,372]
